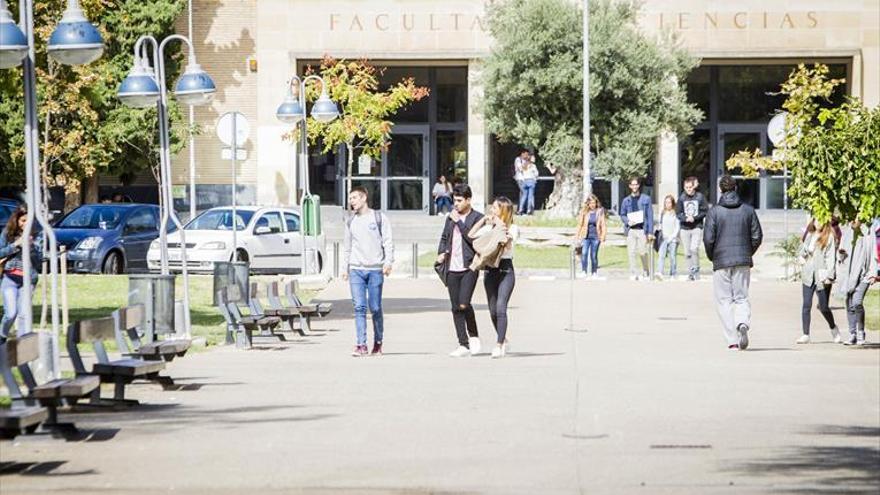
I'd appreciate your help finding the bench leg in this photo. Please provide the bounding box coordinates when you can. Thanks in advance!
[146,372,176,389]
[226,323,236,345]
[236,325,252,349]
[297,315,312,336]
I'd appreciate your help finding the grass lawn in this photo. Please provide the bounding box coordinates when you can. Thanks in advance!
[866,287,880,333]
[419,243,709,272]
[513,211,624,230]
[0,275,318,348]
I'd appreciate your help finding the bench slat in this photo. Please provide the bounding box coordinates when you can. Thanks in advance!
[0,406,48,429]
[6,333,40,366]
[93,358,165,377]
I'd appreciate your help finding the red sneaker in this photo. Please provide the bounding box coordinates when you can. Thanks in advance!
[728,344,740,351]
[371,342,383,356]
[352,345,368,357]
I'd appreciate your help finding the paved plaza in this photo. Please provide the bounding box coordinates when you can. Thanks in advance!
[1,278,878,494]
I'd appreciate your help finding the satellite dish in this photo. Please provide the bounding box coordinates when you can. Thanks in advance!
[767,112,788,147]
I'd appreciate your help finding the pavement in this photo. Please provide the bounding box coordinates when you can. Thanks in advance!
[1,277,878,494]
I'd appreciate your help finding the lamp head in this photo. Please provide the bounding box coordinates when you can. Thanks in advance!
[310,91,339,123]
[47,0,104,65]
[117,57,160,108]
[174,61,216,106]
[276,93,305,125]
[0,2,27,69]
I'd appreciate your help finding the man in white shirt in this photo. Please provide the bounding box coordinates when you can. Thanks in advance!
[513,150,529,214]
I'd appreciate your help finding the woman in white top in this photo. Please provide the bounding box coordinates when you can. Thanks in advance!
[655,195,681,279]
[431,175,452,214]
[518,156,539,215]
[469,196,519,358]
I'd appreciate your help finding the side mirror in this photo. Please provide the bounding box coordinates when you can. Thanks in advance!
[255,226,271,235]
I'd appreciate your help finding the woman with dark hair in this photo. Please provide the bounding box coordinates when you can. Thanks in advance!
[796,219,840,344]
[0,207,41,343]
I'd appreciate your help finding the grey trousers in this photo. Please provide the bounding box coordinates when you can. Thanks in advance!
[626,229,649,277]
[713,266,752,345]
[680,228,702,276]
[846,281,870,340]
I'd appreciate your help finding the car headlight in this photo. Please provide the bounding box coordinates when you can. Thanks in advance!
[76,237,103,251]
[149,240,160,250]
[200,241,226,250]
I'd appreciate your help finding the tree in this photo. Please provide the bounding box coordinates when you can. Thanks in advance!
[481,0,702,215]
[726,64,880,225]
[0,0,189,207]
[293,57,429,200]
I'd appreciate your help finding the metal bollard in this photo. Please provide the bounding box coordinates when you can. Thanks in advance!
[333,242,340,278]
[412,242,419,279]
[569,246,577,280]
[40,258,49,328]
[60,246,69,331]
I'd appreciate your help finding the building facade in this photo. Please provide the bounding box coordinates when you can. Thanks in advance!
[152,0,879,213]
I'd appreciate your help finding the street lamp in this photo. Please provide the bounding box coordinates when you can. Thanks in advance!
[276,75,339,275]
[0,0,103,379]
[118,34,215,337]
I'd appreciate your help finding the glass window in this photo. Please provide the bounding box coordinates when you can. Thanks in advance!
[381,67,429,122]
[437,67,467,123]
[309,139,339,205]
[437,130,468,183]
[679,129,712,199]
[723,133,762,208]
[186,209,253,231]
[283,212,300,232]
[124,209,157,233]
[387,134,424,177]
[255,212,283,234]
[388,180,424,210]
[686,65,710,119]
[57,206,124,230]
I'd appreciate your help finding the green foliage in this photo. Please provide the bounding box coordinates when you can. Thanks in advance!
[481,0,702,208]
[781,64,878,224]
[0,0,188,192]
[770,234,802,281]
[297,57,428,192]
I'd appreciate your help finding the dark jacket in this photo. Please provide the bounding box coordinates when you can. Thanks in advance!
[437,210,485,270]
[619,193,653,235]
[703,191,763,271]
[0,228,42,285]
[676,191,708,230]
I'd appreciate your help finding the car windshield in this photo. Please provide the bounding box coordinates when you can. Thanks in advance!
[0,204,14,228]
[57,205,125,230]
[186,209,254,231]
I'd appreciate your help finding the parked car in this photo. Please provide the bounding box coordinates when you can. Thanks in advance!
[54,203,162,274]
[0,198,20,228]
[147,206,326,274]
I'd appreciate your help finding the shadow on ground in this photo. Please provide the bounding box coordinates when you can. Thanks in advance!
[727,425,880,494]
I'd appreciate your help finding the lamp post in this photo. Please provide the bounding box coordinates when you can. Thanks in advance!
[118,33,215,337]
[276,75,339,276]
[582,0,591,200]
[0,0,103,379]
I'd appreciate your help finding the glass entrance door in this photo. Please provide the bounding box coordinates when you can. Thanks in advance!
[716,123,791,210]
[385,126,429,211]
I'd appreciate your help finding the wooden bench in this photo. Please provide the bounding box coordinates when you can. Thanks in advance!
[217,286,282,349]
[113,304,190,363]
[0,406,48,439]
[0,333,98,435]
[285,280,332,317]
[264,282,314,337]
[67,316,166,405]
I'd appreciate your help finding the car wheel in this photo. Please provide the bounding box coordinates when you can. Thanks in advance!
[232,249,249,263]
[102,251,123,274]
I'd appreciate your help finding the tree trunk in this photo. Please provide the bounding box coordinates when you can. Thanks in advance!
[345,142,354,203]
[543,168,582,218]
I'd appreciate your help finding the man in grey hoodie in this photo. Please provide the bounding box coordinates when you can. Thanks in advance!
[703,175,763,350]
[343,187,394,357]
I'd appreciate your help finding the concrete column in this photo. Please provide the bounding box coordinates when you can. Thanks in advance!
[467,59,488,212]
[654,130,679,206]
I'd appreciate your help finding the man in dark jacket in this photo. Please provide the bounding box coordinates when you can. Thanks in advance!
[703,175,763,350]
[677,176,709,281]
[437,184,485,357]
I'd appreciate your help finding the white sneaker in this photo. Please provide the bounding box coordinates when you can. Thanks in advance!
[491,345,503,359]
[629,275,639,281]
[503,338,510,352]
[469,337,482,356]
[449,346,471,358]
[830,327,842,344]
[796,334,810,344]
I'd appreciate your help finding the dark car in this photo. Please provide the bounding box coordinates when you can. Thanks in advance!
[53,203,161,274]
[0,198,20,229]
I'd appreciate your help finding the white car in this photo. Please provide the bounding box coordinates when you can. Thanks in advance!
[147,206,326,274]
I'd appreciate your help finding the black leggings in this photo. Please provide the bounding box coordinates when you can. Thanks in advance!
[484,259,516,344]
[802,283,836,335]
[447,270,479,347]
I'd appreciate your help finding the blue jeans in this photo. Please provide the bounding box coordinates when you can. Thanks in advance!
[349,269,384,345]
[519,179,536,214]
[1,275,26,342]
[656,239,678,276]
[435,196,452,214]
[581,238,600,274]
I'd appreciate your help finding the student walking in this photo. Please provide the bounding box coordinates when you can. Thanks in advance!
[342,187,394,357]
[703,175,763,350]
[619,177,654,280]
[677,176,708,280]
[0,207,41,344]
[469,197,519,358]
[656,195,681,279]
[513,150,528,214]
[837,220,878,346]
[518,154,539,215]
[796,219,841,344]
[437,184,484,357]
[574,194,606,278]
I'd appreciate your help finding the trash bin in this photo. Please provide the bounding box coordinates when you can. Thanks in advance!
[302,194,321,236]
[212,261,249,306]
[129,274,176,338]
